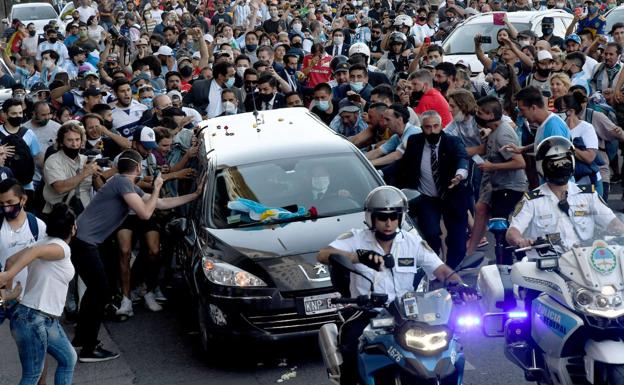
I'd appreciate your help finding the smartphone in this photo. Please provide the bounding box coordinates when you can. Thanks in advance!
[479,35,492,44]
[95,157,111,167]
[472,154,485,165]
[493,12,505,26]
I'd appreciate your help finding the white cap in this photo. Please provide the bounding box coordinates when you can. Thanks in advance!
[157,46,173,56]
[192,51,201,59]
[537,50,553,62]
[167,90,183,101]
[203,33,214,43]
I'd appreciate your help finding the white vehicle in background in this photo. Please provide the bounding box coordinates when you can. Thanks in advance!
[2,2,73,36]
[605,5,624,37]
[442,11,573,76]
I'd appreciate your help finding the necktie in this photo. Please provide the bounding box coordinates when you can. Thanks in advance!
[333,45,338,56]
[430,143,441,193]
[264,101,270,110]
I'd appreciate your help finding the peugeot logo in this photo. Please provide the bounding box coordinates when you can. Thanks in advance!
[313,263,328,276]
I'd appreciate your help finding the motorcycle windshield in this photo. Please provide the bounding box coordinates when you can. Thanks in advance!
[398,289,453,326]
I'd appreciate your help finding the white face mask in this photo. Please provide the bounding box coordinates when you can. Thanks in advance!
[223,101,237,114]
[312,176,330,191]
[333,36,344,45]
[292,23,302,32]
[236,66,247,77]
[454,111,465,122]
[43,59,54,69]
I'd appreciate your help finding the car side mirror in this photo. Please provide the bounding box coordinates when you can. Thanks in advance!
[167,217,188,236]
[482,312,506,337]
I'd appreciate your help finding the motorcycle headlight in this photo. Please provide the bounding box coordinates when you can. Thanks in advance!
[202,256,267,287]
[397,322,450,355]
[575,288,594,307]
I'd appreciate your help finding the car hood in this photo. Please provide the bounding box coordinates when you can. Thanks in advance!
[206,211,365,259]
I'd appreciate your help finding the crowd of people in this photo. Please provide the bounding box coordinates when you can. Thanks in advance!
[0,0,623,383]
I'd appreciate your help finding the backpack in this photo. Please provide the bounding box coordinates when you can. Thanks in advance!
[0,211,40,241]
[0,127,35,185]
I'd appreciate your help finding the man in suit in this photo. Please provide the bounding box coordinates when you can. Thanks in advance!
[244,73,286,111]
[326,30,350,57]
[183,61,243,117]
[388,110,470,269]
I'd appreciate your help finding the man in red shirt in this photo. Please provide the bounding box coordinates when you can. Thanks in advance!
[410,69,453,127]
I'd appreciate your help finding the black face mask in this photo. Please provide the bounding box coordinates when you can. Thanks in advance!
[542,27,553,36]
[375,230,399,241]
[433,80,449,94]
[151,45,160,53]
[348,21,358,29]
[536,68,551,77]
[29,30,36,37]
[292,42,303,48]
[49,37,58,43]
[179,65,193,78]
[62,147,80,159]
[1,203,22,220]
[410,90,424,106]
[260,93,274,102]
[425,132,441,144]
[246,44,258,52]
[418,16,426,22]
[103,120,113,130]
[7,116,22,127]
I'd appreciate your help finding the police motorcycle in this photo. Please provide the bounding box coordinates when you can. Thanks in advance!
[477,137,624,384]
[319,253,481,385]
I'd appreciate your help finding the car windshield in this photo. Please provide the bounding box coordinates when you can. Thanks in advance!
[13,6,57,21]
[606,8,624,33]
[211,153,380,228]
[443,22,531,54]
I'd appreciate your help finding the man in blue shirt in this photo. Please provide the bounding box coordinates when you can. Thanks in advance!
[329,99,367,137]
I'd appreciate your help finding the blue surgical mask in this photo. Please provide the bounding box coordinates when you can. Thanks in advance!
[350,81,364,92]
[140,97,153,108]
[225,77,235,88]
[316,100,330,111]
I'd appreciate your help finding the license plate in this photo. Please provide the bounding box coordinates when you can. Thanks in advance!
[303,292,341,315]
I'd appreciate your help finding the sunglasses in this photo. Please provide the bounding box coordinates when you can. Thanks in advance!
[375,212,400,221]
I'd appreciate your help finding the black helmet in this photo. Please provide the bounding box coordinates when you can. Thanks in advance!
[330,55,349,73]
[535,136,575,186]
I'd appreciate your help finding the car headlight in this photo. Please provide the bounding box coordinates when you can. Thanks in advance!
[397,322,450,355]
[202,256,267,287]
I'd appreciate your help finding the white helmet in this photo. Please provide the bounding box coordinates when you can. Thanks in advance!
[364,186,409,229]
[348,42,371,58]
[393,14,414,28]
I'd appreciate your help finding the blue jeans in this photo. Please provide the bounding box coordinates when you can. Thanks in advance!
[10,304,77,385]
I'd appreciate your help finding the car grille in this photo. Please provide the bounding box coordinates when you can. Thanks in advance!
[244,310,340,334]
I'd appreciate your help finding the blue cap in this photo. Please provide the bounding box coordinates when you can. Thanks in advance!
[565,34,581,45]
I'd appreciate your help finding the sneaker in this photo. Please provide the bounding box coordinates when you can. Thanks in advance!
[144,292,163,312]
[130,284,147,303]
[79,345,120,363]
[153,287,168,303]
[115,297,134,317]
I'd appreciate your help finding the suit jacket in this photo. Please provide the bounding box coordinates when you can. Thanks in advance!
[325,44,350,57]
[183,78,244,115]
[392,132,469,208]
[244,92,287,112]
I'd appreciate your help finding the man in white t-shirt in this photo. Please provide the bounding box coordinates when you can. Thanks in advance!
[77,0,98,24]
[0,179,46,300]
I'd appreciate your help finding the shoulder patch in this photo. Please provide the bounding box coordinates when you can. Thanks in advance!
[421,240,434,253]
[337,231,354,240]
[526,189,544,200]
[512,199,525,217]
[578,184,595,194]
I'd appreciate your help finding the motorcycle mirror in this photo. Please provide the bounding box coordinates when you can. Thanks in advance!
[328,254,376,292]
[482,313,506,337]
[401,188,420,202]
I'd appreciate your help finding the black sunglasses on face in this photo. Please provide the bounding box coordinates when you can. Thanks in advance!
[375,212,400,221]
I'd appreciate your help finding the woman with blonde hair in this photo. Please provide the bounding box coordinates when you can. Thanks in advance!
[549,72,571,110]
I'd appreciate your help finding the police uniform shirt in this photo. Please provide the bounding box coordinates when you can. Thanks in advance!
[329,228,443,303]
[509,181,615,248]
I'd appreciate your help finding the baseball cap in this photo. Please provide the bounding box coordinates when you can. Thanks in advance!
[565,34,581,45]
[338,98,360,114]
[83,70,100,79]
[136,38,148,46]
[537,50,554,62]
[157,46,173,56]
[192,51,201,59]
[83,87,105,97]
[68,46,85,57]
[131,72,150,85]
[455,60,470,70]
[542,17,554,25]
[133,126,158,149]
[177,56,192,66]
[107,53,119,62]
[167,90,183,102]
[334,62,349,73]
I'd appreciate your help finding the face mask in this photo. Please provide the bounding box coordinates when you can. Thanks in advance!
[13,93,25,101]
[37,118,50,126]
[311,176,330,191]
[225,77,236,88]
[556,112,568,121]
[62,146,80,159]
[87,137,101,147]
[556,2,565,7]
[536,68,551,77]
[418,16,426,22]
[7,116,22,127]
[519,39,531,47]
[293,42,303,48]
[260,92,274,102]
[223,101,237,115]
[316,100,330,111]
[246,44,257,52]
[151,45,160,53]
[29,30,36,37]
[588,5,598,14]
[270,11,279,18]
[1,203,22,220]
[292,23,302,32]
[429,59,439,67]
[286,67,296,75]
[49,37,57,43]
[236,66,247,77]
[425,132,442,144]
[350,81,364,92]
[542,26,553,36]
[345,14,356,21]
[608,3,616,9]
[43,59,54,69]
[79,31,87,38]
[433,80,449,94]
[140,97,153,108]
[454,111,465,122]
[180,65,193,78]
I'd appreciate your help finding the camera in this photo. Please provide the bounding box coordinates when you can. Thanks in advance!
[109,26,131,46]
[479,36,492,44]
